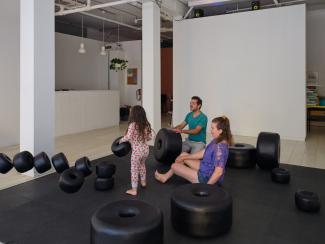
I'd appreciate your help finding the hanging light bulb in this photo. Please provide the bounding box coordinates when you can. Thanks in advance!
[100,46,106,56]
[116,22,123,51]
[79,43,86,54]
[78,15,86,54]
[100,20,107,56]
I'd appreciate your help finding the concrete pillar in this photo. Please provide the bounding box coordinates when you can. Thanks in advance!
[142,0,161,133]
[20,0,55,176]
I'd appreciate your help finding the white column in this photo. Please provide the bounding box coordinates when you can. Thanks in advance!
[20,0,55,177]
[142,0,161,133]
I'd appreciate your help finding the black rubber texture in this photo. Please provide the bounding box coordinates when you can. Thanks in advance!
[227,143,256,169]
[91,200,163,244]
[154,128,182,164]
[111,136,132,157]
[0,153,13,174]
[256,132,280,170]
[59,168,85,194]
[271,167,290,184]
[51,152,69,174]
[94,177,114,191]
[75,156,92,177]
[171,183,232,237]
[13,151,34,173]
[33,152,52,174]
[96,162,116,178]
[295,190,321,213]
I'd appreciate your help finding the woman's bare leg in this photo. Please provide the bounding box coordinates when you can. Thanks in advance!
[183,159,200,171]
[171,163,199,183]
[155,152,191,183]
[155,169,174,183]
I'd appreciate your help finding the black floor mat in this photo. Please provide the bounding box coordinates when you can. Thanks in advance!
[0,148,324,244]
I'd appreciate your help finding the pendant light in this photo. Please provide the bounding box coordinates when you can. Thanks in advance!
[100,20,107,56]
[116,22,123,51]
[78,15,86,54]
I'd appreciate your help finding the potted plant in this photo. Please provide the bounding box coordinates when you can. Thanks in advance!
[110,58,128,71]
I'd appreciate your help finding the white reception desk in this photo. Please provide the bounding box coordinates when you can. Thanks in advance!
[55,90,120,137]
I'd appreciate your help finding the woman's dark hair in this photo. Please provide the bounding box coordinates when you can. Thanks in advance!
[212,116,233,145]
[127,105,152,142]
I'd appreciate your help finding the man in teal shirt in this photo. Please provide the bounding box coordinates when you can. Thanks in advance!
[173,96,208,153]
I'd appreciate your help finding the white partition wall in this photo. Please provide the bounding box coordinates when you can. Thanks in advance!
[174,4,306,140]
[55,33,109,90]
[55,90,119,136]
[0,0,20,148]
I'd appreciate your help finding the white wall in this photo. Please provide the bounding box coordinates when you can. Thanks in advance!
[307,6,325,96]
[55,32,109,90]
[0,0,20,147]
[174,5,306,141]
[55,90,119,136]
[109,40,142,107]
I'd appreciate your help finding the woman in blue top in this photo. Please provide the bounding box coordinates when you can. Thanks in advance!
[155,116,233,185]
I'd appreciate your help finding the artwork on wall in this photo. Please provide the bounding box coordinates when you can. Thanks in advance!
[307,71,318,82]
[127,68,137,85]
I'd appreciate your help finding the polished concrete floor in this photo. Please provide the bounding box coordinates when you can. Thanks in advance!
[0,119,325,190]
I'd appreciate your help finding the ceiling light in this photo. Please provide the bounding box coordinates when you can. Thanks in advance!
[78,16,86,54]
[100,46,106,56]
[100,20,107,56]
[78,42,86,54]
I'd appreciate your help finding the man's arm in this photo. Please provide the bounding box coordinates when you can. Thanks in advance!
[173,121,187,131]
[180,125,202,135]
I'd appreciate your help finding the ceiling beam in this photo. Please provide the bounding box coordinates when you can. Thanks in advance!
[56,0,140,16]
[80,12,141,30]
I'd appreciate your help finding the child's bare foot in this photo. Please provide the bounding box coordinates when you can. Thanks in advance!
[140,180,146,188]
[155,170,168,184]
[126,188,137,196]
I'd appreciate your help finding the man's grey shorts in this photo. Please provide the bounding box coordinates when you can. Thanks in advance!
[182,139,205,153]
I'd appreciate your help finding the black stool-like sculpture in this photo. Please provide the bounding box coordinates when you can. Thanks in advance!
[91,200,163,244]
[171,183,232,237]
[228,143,256,168]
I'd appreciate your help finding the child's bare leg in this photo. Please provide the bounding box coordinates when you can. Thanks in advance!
[139,157,147,187]
[127,154,139,195]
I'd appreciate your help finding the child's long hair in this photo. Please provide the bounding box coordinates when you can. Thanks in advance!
[127,105,152,142]
[212,116,233,145]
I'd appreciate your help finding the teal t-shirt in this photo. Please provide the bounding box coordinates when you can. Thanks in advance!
[185,112,208,144]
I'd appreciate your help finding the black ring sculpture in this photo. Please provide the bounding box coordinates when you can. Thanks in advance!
[91,200,163,244]
[171,183,232,237]
[256,132,280,170]
[228,143,256,168]
[154,128,182,164]
[111,137,132,157]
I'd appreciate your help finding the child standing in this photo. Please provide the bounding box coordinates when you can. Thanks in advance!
[119,105,152,196]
